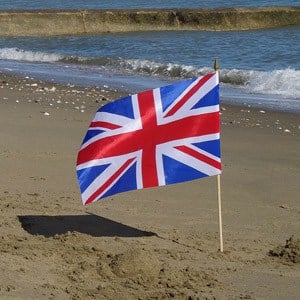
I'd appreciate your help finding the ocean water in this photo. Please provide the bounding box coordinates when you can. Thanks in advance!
[0,1,299,112]
[1,0,299,10]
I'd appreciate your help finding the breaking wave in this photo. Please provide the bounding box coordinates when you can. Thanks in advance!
[0,47,63,62]
[242,68,300,99]
[0,47,299,99]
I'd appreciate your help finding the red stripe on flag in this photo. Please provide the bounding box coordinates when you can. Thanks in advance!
[165,73,214,117]
[90,121,121,129]
[77,112,220,166]
[175,145,221,170]
[137,90,159,188]
[85,157,135,205]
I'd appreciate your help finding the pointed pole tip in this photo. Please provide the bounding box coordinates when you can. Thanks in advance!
[214,59,219,72]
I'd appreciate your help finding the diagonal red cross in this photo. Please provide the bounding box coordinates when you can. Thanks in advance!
[77,93,219,191]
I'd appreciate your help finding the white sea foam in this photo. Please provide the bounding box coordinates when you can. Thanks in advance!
[0,48,299,99]
[0,47,62,62]
[243,68,300,99]
[121,58,300,99]
[120,58,211,78]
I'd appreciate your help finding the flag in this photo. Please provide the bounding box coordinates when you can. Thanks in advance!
[76,72,221,205]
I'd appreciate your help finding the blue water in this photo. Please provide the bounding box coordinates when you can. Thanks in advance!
[0,1,299,112]
[1,0,299,10]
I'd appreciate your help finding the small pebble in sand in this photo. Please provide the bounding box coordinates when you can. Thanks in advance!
[279,204,289,209]
[284,129,291,133]
[44,86,56,92]
[259,110,266,114]
[43,112,50,116]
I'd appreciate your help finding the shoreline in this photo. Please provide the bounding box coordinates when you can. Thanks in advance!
[1,70,300,116]
[0,72,299,299]
[0,7,299,36]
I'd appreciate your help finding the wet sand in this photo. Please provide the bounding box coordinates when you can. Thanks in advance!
[0,73,299,299]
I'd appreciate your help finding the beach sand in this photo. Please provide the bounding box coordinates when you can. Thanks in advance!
[0,73,299,299]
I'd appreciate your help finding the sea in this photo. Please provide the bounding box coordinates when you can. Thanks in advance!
[0,0,299,113]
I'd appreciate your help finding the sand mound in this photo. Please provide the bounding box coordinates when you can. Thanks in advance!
[269,236,300,264]
[93,248,220,299]
[108,248,161,279]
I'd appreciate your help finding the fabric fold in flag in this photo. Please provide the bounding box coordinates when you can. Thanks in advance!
[76,72,221,205]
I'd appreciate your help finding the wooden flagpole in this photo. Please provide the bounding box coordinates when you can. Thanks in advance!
[217,174,224,252]
[214,59,224,252]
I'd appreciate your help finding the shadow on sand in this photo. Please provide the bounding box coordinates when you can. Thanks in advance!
[18,213,157,238]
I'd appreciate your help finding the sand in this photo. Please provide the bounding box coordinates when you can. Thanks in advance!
[0,73,299,299]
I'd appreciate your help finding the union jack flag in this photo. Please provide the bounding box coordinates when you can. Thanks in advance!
[77,72,221,205]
